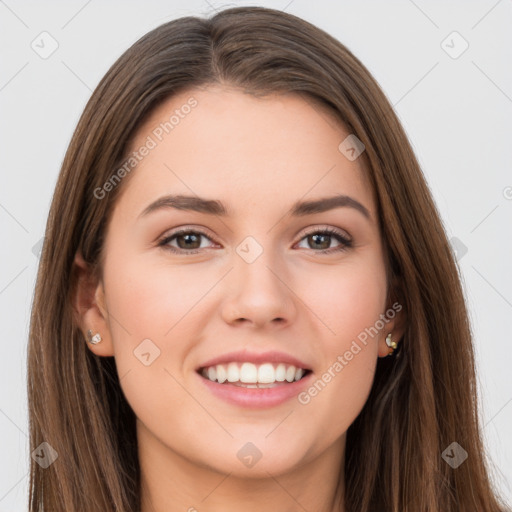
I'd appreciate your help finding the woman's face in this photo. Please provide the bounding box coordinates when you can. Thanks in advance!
[82,85,401,478]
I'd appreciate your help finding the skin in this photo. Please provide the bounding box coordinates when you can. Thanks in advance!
[73,85,405,512]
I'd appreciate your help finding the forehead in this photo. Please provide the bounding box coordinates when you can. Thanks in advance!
[115,85,375,220]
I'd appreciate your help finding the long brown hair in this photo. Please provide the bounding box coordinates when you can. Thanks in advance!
[27,6,510,511]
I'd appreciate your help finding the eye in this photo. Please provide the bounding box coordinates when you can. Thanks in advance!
[295,227,352,254]
[158,228,218,255]
[158,226,353,256]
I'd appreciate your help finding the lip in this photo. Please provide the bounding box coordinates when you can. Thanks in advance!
[197,350,312,371]
[196,370,314,409]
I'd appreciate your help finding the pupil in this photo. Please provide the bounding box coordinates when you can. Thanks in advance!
[178,233,200,249]
[311,234,329,249]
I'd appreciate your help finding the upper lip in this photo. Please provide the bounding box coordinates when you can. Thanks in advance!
[197,350,312,371]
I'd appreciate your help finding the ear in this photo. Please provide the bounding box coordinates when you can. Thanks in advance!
[71,251,115,357]
[377,283,407,358]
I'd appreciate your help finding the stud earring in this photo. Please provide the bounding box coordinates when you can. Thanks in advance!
[385,332,397,356]
[86,329,102,345]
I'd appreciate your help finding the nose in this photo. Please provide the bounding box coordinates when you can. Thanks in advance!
[220,249,298,329]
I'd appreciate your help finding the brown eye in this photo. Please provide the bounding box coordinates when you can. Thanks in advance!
[159,229,216,254]
[307,233,331,250]
[296,228,352,254]
[175,232,202,250]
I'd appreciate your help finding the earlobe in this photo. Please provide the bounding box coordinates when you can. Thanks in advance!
[378,296,407,358]
[378,329,403,358]
[71,251,115,357]
[86,329,103,345]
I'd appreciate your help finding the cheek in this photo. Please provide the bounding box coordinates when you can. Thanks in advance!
[103,246,214,342]
[292,257,386,433]
[298,254,388,347]
[101,249,205,424]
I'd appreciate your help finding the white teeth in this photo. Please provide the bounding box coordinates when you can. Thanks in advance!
[275,364,286,382]
[257,363,275,384]
[285,365,296,382]
[240,362,258,383]
[200,362,308,384]
[216,364,227,384]
[227,362,239,383]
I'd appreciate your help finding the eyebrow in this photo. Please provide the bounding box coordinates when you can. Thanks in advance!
[138,194,371,220]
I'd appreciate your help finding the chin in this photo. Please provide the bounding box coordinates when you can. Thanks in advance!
[191,436,312,478]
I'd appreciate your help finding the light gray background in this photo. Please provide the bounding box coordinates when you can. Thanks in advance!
[1,1,511,510]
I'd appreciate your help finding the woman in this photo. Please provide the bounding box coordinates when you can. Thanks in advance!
[27,6,510,512]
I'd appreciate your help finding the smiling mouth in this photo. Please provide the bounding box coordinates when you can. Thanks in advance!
[197,361,312,388]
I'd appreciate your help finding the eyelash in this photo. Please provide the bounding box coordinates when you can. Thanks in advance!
[158,226,353,256]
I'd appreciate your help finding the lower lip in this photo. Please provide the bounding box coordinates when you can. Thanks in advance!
[197,371,314,409]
